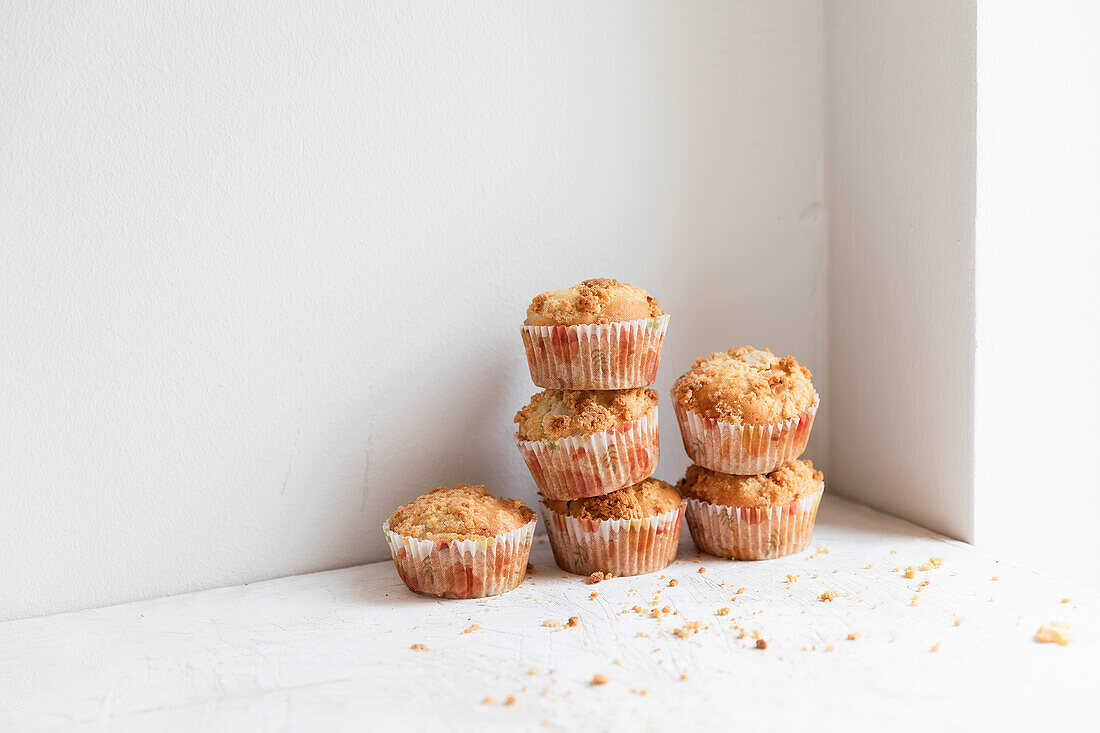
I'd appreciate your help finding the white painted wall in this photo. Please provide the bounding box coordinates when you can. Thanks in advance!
[1,2,827,621]
[975,1,1100,587]
[825,1,977,541]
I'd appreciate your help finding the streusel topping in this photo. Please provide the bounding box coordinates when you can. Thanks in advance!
[525,278,664,326]
[671,346,814,424]
[515,388,658,442]
[544,478,681,520]
[678,460,823,508]
[388,485,535,541]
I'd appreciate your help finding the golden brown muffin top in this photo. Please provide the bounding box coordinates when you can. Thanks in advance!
[515,388,658,442]
[525,278,665,326]
[387,485,535,541]
[671,346,814,424]
[544,478,681,521]
[678,460,823,508]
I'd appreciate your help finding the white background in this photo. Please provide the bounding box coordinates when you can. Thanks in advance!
[4,1,1098,623]
[1,2,827,621]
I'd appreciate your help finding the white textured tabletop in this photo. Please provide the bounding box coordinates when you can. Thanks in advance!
[3,495,1097,732]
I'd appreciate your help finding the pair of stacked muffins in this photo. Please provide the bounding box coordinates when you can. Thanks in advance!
[514,279,682,579]
[670,347,823,560]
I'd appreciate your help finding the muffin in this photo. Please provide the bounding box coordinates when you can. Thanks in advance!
[383,485,537,598]
[540,478,685,576]
[521,278,670,389]
[678,460,824,560]
[515,387,659,500]
[671,346,818,474]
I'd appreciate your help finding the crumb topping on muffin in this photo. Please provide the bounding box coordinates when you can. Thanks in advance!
[388,485,535,541]
[671,346,814,424]
[525,278,664,326]
[515,388,658,442]
[544,478,681,520]
[678,460,823,508]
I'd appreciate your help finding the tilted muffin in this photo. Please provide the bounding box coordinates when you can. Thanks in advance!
[514,388,660,500]
[383,485,537,598]
[540,478,685,577]
[521,278,670,389]
[678,460,824,560]
[671,346,818,474]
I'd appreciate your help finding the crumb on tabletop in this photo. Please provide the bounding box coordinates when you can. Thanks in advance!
[954,618,962,627]
[698,567,706,574]
[930,557,943,567]
[786,574,799,583]
[680,671,689,680]
[669,579,678,587]
[482,696,493,704]
[505,696,516,706]
[847,633,860,641]
[825,645,835,652]
[930,643,941,652]
[1061,598,1071,604]
[904,566,916,579]
[586,571,613,584]
[865,563,874,569]
[819,591,837,602]
[410,644,428,651]
[462,624,480,634]
[992,576,999,581]
[542,619,561,628]
[737,587,746,594]
[566,616,580,628]
[911,596,920,606]
[672,621,702,638]
[612,659,621,665]
[590,673,608,686]
[890,549,898,554]
[529,668,538,675]
[716,607,730,616]
[1035,622,1073,646]
[589,592,598,600]
[755,639,767,650]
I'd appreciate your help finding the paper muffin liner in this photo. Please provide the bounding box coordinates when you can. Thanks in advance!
[684,483,823,560]
[516,409,659,500]
[540,500,685,576]
[382,518,537,599]
[521,315,670,390]
[673,392,818,475]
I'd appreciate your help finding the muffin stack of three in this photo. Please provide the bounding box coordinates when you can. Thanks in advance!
[671,347,824,560]
[515,279,685,578]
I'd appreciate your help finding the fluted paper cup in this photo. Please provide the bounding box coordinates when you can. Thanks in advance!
[382,519,537,599]
[521,315,669,389]
[516,409,659,500]
[673,392,818,475]
[684,483,823,560]
[540,501,685,576]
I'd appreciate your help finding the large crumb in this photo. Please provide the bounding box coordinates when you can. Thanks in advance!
[410,644,429,651]
[904,566,916,579]
[755,639,767,649]
[504,696,516,706]
[930,557,944,567]
[566,616,580,628]
[819,591,837,602]
[1035,622,1073,646]
[847,633,860,641]
[716,607,730,616]
[461,624,480,634]
[586,571,614,584]
[590,674,608,685]
[672,621,703,638]
[698,567,706,574]
[589,592,599,600]
[669,579,678,587]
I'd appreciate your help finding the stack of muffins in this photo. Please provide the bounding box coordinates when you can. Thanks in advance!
[514,279,684,578]
[670,347,824,560]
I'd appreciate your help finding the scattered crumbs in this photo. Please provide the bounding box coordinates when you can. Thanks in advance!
[505,696,516,706]
[668,579,678,587]
[786,574,799,584]
[930,643,941,653]
[566,617,580,628]
[527,563,536,574]
[461,624,480,634]
[1062,598,1072,604]
[528,668,538,675]
[589,592,599,600]
[911,596,920,606]
[904,566,916,579]
[542,619,561,628]
[586,571,614,584]
[918,563,933,572]
[891,567,901,573]
[590,674,608,686]
[632,605,644,614]
[809,545,830,559]
[662,605,671,614]
[825,645,835,652]
[954,618,962,627]
[716,607,730,616]
[1035,622,1073,646]
[919,580,930,588]
[633,688,648,696]
[930,557,944,568]
[755,639,767,650]
[698,567,706,574]
[636,632,650,638]
[482,696,493,704]
[672,622,702,638]
[410,644,429,651]
[819,591,837,602]
[847,633,861,641]
[737,587,746,595]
